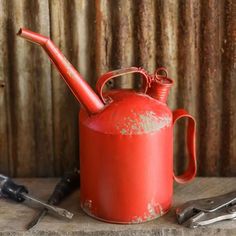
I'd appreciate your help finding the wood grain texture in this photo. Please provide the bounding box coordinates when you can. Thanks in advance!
[0,178,235,235]
[0,0,235,177]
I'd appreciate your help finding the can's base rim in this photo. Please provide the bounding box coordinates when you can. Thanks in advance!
[81,204,170,224]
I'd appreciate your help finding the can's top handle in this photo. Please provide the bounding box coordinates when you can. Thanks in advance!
[96,67,150,103]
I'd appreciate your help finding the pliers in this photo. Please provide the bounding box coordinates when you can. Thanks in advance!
[176,190,236,228]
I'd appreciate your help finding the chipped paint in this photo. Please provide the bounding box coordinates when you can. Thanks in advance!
[144,201,163,221]
[139,112,170,133]
[53,46,75,79]
[147,202,157,217]
[117,111,171,135]
[131,200,164,223]
[82,199,93,214]
[131,216,143,224]
[120,128,128,135]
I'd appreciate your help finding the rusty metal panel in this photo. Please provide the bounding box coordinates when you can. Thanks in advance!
[0,1,10,175]
[174,0,201,175]
[49,0,80,176]
[0,0,54,177]
[198,0,223,176]
[0,0,235,177]
[221,0,236,176]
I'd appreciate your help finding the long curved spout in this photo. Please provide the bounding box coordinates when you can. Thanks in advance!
[17,28,104,114]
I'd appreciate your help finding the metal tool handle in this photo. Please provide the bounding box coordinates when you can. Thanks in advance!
[0,174,28,202]
[48,170,80,205]
[189,205,236,228]
[96,67,150,103]
[27,170,80,230]
[172,109,197,184]
[22,193,73,219]
[177,190,236,216]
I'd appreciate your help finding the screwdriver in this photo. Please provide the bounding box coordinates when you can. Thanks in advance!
[27,169,80,230]
[0,174,73,220]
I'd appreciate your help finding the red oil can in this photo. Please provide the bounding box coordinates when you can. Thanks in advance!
[18,29,196,224]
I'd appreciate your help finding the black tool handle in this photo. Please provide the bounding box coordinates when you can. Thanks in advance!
[0,175,28,202]
[48,170,80,205]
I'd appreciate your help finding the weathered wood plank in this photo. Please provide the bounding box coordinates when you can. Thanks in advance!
[2,0,53,177]
[1,0,48,177]
[0,178,235,235]
[157,0,179,110]
[49,0,79,176]
[95,0,112,78]
[0,0,235,177]
[156,0,180,174]
[24,0,54,177]
[110,0,134,88]
[198,0,223,176]
[134,0,156,73]
[0,84,9,175]
[175,0,200,175]
[221,0,236,176]
[0,0,10,175]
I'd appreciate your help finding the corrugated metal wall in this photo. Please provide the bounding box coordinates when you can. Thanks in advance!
[0,0,235,177]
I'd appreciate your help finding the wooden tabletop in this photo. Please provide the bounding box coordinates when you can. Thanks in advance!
[0,177,235,236]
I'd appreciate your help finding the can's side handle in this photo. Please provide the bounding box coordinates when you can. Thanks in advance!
[172,109,197,184]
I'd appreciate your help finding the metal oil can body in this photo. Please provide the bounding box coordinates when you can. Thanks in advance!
[18,30,197,224]
[79,90,173,223]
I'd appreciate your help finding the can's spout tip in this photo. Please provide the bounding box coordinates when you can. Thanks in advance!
[16,28,22,36]
[17,28,49,45]
[17,27,104,114]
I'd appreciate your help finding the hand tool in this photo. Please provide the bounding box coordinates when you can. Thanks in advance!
[176,190,236,228]
[27,169,80,230]
[0,174,73,220]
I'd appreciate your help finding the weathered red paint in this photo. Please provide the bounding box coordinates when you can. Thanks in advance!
[18,28,197,223]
